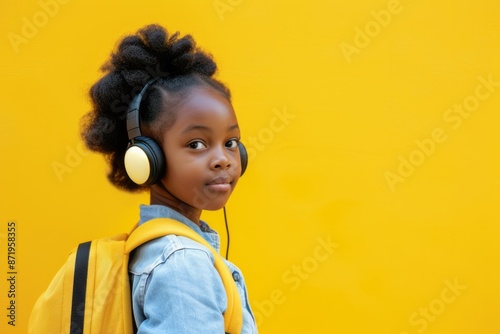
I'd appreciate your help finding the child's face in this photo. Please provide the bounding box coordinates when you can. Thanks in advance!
[159,86,242,211]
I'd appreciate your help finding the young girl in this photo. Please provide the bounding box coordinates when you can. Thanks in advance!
[81,24,257,333]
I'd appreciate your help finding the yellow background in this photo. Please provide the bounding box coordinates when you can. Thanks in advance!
[1,0,499,333]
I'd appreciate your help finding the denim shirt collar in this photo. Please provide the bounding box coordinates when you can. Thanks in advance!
[138,204,221,252]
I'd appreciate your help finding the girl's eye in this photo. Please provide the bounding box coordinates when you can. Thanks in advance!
[188,141,206,150]
[226,139,239,149]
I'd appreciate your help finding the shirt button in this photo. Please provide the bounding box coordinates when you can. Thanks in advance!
[232,271,241,282]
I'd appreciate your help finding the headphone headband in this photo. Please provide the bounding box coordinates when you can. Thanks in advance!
[126,77,161,141]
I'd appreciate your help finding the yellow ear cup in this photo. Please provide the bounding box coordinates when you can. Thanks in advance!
[124,146,151,185]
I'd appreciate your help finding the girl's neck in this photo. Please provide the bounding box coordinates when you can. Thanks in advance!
[149,184,202,225]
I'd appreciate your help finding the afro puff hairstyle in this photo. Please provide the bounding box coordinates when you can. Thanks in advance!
[80,24,231,192]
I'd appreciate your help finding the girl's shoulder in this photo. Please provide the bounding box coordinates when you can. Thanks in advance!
[129,234,215,275]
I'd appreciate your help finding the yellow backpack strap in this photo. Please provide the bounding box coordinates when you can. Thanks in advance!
[125,218,243,334]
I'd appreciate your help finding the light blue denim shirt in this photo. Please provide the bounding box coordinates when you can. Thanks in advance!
[129,204,257,333]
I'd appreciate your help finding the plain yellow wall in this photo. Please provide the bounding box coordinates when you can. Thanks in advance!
[1,0,499,333]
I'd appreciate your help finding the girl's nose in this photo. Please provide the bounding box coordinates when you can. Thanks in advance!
[211,147,231,170]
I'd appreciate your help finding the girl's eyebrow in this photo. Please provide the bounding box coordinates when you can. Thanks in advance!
[182,124,239,134]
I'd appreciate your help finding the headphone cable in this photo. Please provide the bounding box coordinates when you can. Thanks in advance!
[223,206,230,260]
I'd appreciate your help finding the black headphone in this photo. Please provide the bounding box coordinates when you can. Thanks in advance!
[124,78,248,186]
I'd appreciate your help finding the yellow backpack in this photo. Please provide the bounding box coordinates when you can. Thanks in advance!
[28,218,243,334]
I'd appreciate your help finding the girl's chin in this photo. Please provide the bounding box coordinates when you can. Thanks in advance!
[201,203,229,211]
[192,188,233,211]
[197,197,231,211]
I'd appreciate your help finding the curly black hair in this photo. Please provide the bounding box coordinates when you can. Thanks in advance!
[81,24,231,192]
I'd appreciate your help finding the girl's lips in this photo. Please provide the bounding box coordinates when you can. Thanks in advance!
[206,176,232,192]
[206,183,232,192]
